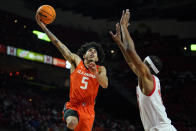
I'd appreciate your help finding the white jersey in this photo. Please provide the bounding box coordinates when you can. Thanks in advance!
[136,75,176,131]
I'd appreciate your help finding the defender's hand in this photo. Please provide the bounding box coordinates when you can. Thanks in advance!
[109,23,123,46]
[120,9,130,27]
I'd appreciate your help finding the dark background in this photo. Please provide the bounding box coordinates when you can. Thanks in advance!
[0,0,196,130]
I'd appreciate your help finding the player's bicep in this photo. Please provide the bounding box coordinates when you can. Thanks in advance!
[62,48,74,62]
[71,54,81,65]
[54,41,75,63]
[58,45,81,65]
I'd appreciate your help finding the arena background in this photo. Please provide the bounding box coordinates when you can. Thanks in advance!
[0,0,196,130]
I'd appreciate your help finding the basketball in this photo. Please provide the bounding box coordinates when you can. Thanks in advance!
[37,5,56,24]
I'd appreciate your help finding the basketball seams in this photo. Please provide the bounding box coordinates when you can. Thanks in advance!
[40,9,53,17]
[46,5,56,19]
[46,5,53,17]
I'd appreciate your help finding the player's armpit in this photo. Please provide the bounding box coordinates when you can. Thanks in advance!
[96,66,108,89]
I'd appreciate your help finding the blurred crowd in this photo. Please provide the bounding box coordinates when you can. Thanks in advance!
[1,67,196,131]
[0,78,64,131]
[0,75,140,131]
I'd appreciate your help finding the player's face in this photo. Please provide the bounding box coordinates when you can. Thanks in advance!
[83,48,98,62]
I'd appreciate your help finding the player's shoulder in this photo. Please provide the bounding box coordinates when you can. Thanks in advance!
[153,75,160,81]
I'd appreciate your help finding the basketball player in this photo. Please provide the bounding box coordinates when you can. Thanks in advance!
[35,14,108,131]
[110,9,177,131]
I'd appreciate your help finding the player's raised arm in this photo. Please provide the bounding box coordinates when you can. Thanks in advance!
[120,10,151,78]
[35,13,80,64]
[109,19,138,76]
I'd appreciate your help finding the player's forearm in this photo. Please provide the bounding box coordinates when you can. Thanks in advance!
[121,25,135,52]
[95,73,108,88]
[41,26,73,62]
[118,43,138,76]
[121,25,138,63]
[118,42,131,63]
[121,25,144,74]
[41,26,59,45]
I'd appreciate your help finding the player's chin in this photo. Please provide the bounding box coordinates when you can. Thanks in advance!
[87,58,96,62]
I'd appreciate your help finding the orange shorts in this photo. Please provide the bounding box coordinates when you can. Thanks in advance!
[74,109,95,131]
[63,102,95,131]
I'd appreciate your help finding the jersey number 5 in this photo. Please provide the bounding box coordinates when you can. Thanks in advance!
[80,77,89,90]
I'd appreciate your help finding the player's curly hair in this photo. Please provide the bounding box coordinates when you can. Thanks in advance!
[77,42,105,64]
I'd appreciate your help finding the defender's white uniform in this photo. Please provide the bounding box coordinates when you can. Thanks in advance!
[136,75,177,131]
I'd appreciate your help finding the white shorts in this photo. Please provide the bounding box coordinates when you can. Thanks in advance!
[149,124,177,131]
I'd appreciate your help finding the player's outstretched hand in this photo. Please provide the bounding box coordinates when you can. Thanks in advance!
[109,23,122,46]
[120,9,130,27]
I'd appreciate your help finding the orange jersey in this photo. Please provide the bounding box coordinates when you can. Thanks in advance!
[66,61,99,112]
